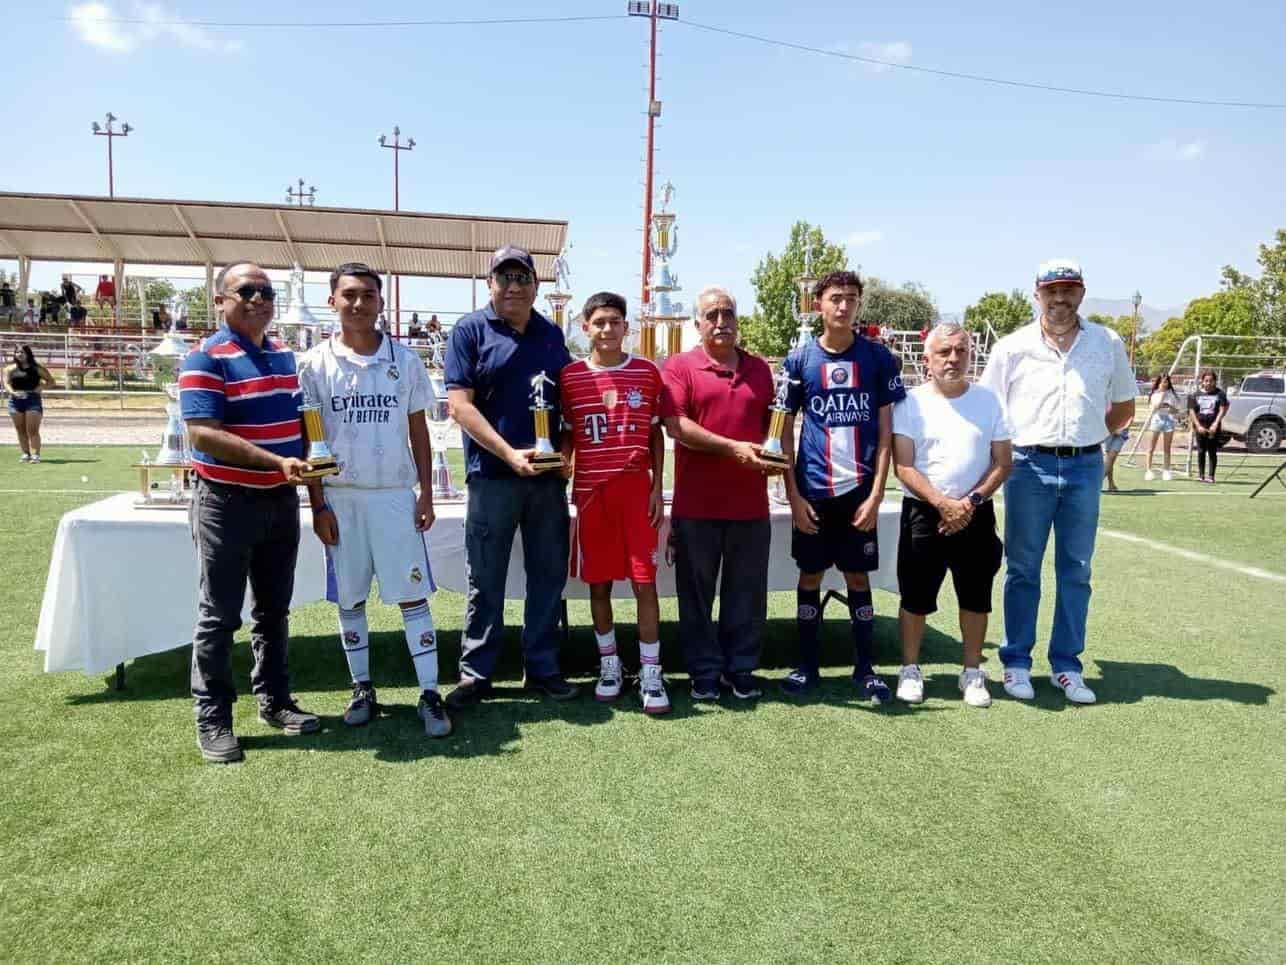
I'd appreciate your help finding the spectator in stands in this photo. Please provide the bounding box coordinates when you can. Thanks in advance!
[1188,370,1229,483]
[60,275,83,309]
[21,299,36,327]
[39,291,61,325]
[1144,374,1179,482]
[427,314,441,336]
[5,345,56,463]
[94,275,116,313]
[407,312,424,338]
[0,280,15,322]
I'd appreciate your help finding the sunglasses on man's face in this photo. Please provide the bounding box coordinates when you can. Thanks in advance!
[493,271,535,288]
[228,284,276,302]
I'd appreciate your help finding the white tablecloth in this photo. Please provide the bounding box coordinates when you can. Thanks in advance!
[36,492,900,676]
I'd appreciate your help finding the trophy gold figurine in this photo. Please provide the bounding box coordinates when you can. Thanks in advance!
[528,371,566,472]
[298,384,340,479]
[759,366,797,469]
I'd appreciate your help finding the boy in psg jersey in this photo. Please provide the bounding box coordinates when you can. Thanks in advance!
[297,262,451,738]
[559,292,669,713]
[779,270,906,702]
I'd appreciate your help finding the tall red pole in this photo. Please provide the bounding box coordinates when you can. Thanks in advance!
[394,142,400,338]
[107,131,114,198]
[640,2,658,308]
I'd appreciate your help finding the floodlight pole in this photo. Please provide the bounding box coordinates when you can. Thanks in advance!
[91,112,131,198]
[286,178,317,206]
[1129,290,1142,369]
[629,1,679,310]
[380,126,415,337]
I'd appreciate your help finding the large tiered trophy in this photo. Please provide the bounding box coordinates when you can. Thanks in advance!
[427,370,463,501]
[134,325,193,507]
[278,263,324,351]
[641,182,689,361]
[793,250,820,351]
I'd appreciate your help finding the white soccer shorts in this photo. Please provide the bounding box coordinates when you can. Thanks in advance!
[322,488,436,609]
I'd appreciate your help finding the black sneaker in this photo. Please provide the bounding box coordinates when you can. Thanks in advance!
[445,675,494,709]
[343,681,378,727]
[258,697,321,734]
[721,672,763,700]
[781,668,821,696]
[525,673,580,701]
[853,672,892,705]
[417,690,454,738]
[196,722,244,763]
[691,677,721,701]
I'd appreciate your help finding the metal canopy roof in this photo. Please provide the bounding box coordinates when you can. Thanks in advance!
[0,191,568,281]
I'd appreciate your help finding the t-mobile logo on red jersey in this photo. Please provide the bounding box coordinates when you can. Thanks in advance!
[583,412,609,444]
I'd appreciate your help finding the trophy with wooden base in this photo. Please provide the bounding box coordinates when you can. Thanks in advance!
[759,366,797,470]
[528,370,566,472]
[298,385,340,479]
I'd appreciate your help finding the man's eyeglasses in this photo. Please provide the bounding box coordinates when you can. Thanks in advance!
[228,284,276,302]
[702,308,735,323]
[493,271,535,288]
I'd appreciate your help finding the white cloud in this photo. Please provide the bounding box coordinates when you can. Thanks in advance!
[70,3,135,52]
[847,230,884,247]
[1146,138,1206,162]
[68,2,242,54]
[858,41,912,74]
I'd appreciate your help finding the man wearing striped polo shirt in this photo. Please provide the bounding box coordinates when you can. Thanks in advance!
[179,261,318,764]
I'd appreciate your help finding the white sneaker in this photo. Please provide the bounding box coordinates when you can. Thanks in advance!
[896,664,925,704]
[19,453,30,463]
[639,663,671,715]
[1143,470,1155,481]
[1161,470,1173,481]
[1002,667,1035,700]
[958,668,992,707]
[595,655,623,701]
[29,453,40,463]
[1051,671,1096,704]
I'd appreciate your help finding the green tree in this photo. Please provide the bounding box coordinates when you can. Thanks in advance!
[743,221,847,357]
[1137,288,1263,373]
[963,289,1033,338]
[179,284,212,326]
[861,278,937,331]
[1220,228,1286,336]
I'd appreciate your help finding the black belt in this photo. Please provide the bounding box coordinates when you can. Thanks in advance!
[1021,444,1101,457]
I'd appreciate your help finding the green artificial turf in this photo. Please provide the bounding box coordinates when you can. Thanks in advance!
[0,446,1283,963]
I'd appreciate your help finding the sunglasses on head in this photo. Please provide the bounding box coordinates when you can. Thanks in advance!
[493,271,535,288]
[229,284,276,302]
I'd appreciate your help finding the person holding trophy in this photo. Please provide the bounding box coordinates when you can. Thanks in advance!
[178,261,317,764]
[558,292,669,713]
[296,262,451,738]
[443,245,577,706]
[660,285,779,701]
[777,270,905,702]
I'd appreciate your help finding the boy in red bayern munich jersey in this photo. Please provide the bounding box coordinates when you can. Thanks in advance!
[559,292,669,713]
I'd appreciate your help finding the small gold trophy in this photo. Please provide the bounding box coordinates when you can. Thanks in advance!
[759,366,797,469]
[298,384,340,479]
[528,370,566,472]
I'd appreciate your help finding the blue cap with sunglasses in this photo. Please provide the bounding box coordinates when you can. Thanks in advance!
[489,245,536,275]
[1036,258,1084,288]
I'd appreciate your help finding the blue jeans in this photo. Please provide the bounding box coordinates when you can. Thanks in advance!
[459,475,569,681]
[1000,447,1104,674]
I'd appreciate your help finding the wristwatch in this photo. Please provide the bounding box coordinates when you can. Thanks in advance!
[967,491,985,508]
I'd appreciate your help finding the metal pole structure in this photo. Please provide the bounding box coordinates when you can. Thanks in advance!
[91,113,132,198]
[1129,290,1142,369]
[629,2,679,309]
[379,127,415,337]
[286,178,317,206]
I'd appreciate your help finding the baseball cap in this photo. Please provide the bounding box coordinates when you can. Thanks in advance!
[489,245,536,274]
[1036,258,1084,288]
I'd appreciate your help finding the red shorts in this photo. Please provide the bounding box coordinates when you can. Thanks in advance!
[574,471,658,585]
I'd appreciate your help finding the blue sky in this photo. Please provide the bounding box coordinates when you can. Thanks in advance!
[3,0,1284,321]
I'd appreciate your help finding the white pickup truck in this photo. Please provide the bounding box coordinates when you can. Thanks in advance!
[1221,371,1285,453]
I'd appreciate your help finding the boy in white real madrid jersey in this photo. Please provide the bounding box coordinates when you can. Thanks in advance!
[297,262,451,738]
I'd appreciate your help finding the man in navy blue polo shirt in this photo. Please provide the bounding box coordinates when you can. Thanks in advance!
[443,245,577,706]
[179,261,317,764]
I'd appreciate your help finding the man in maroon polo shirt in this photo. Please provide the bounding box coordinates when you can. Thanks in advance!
[661,285,780,701]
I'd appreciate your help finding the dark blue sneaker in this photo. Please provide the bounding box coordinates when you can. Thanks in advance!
[721,672,763,700]
[854,672,892,705]
[691,677,721,701]
[781,668,821,696]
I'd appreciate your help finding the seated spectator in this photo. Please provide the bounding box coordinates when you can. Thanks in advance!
[0,280,15,321]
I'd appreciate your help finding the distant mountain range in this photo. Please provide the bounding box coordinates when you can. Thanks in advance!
[941,297,1188,334]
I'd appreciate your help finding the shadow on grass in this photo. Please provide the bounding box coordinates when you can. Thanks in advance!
[1092,660,1275,706]
[23,458,100,465]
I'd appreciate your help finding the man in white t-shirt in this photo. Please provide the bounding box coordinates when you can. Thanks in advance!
[979,259,1136,705]
[297,262,451,738]
[893,323,1012,707]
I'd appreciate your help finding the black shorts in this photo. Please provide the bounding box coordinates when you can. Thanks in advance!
[791,484,880,574]
[896,497,1002,616]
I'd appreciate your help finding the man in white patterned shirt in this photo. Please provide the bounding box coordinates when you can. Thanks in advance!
[979,259,1135,705]
[298,262,451,738]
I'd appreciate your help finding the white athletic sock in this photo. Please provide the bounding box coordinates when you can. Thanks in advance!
[595,627,618,658]
[338,604,370,683]
[402,602,438,693]
[639,640,661,667]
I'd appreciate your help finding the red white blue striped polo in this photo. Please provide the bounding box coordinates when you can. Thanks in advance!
[178,325,303,488]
